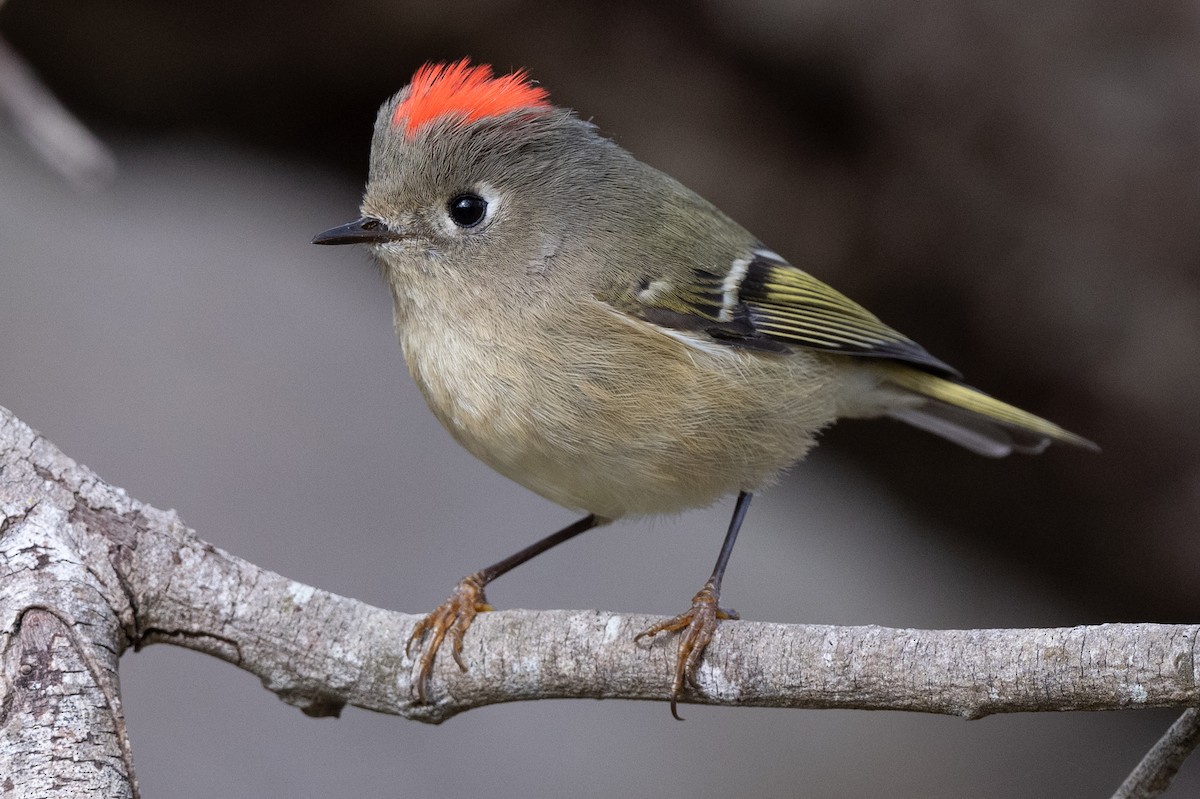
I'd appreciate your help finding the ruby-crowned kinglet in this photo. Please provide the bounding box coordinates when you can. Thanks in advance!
[314,61,1096,717]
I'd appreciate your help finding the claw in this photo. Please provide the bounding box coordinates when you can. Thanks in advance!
[406,573,493,703]
[635,580,737,720]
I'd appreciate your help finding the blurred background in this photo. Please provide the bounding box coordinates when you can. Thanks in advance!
[2,1,1198,796]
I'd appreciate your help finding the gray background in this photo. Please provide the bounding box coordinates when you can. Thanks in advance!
[2,1,1199,796]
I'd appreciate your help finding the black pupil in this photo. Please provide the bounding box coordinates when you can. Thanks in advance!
[449,194,487,227]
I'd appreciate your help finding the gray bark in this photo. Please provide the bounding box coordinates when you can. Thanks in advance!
[2,403,1198,798]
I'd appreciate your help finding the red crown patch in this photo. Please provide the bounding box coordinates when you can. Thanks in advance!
[392,60,552,137]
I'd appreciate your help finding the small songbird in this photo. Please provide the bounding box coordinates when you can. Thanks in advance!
[314,60,1095,718]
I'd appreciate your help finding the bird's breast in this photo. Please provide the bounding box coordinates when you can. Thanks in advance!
[395,293,841,519]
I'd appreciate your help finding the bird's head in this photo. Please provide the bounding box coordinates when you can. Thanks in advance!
[314,61,620,285]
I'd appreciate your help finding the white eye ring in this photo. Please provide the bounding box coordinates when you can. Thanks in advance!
[440,183,500,235]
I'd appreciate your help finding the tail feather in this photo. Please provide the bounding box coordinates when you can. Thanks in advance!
[880,367,1098,457]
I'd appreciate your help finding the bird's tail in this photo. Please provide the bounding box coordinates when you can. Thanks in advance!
[879,366,1098,458]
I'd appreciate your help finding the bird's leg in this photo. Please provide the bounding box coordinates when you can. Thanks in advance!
[406,513,603,702]
[635,491,752,720]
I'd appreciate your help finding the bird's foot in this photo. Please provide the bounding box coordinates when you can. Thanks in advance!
[405,573,494,703]
[634,579,738,720]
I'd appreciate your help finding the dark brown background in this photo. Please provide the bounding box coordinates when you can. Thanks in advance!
[2,1,1198,796]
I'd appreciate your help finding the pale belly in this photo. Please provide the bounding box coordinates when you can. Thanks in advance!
[399,302,840,520]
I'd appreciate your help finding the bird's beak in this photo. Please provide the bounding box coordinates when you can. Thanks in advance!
[311,217,407,245]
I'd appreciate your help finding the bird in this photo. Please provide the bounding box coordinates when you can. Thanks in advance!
[313,60,1096,718]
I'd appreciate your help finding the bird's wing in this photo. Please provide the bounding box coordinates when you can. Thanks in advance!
[629,247,960,377]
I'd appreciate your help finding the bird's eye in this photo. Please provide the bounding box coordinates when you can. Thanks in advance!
[448,194,488,228]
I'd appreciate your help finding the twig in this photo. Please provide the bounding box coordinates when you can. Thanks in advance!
[1112,708,1200,799]
[0,33,116,190]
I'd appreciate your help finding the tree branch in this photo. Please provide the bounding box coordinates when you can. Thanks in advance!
[1,402,1198,795]
[0,32,116,190]
[1113,708,1200,799]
